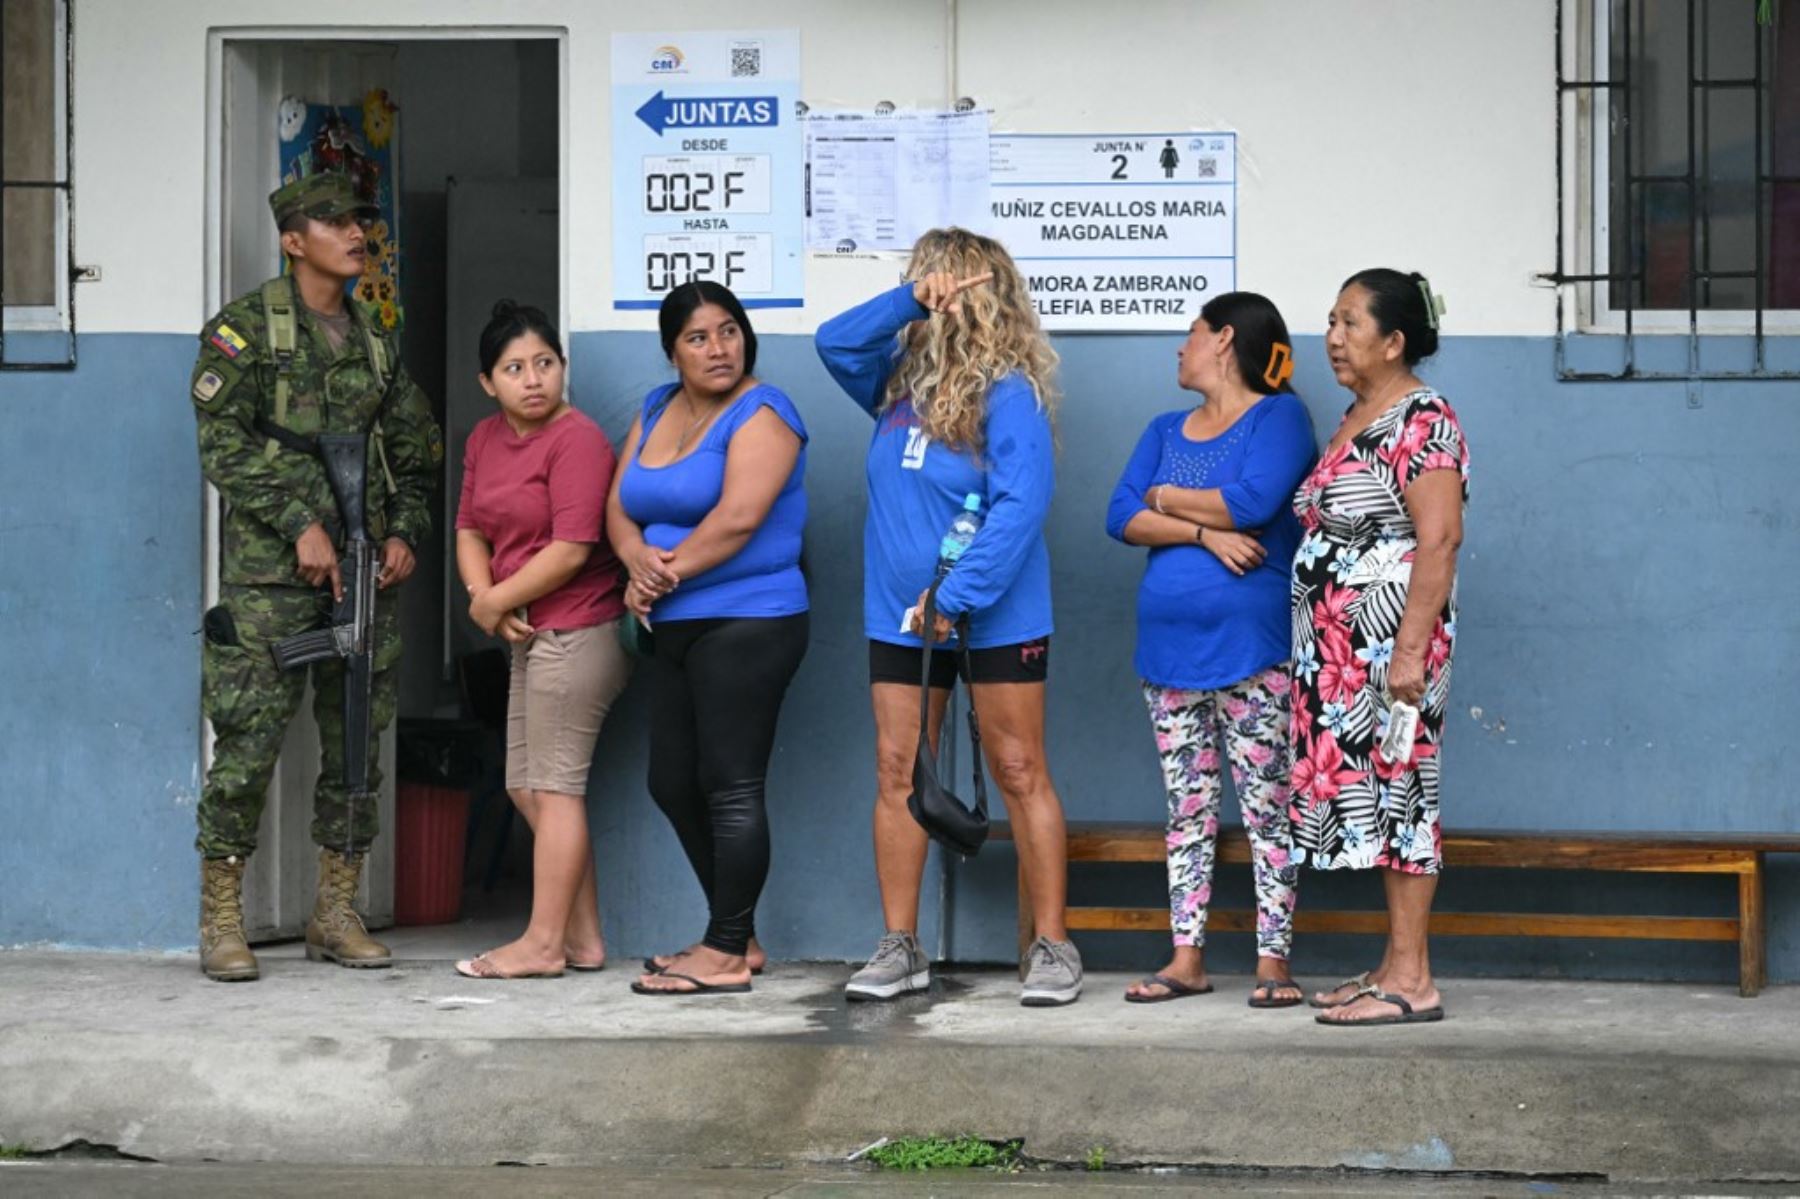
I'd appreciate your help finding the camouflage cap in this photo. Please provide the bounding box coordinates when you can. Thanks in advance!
[268,172,379,225]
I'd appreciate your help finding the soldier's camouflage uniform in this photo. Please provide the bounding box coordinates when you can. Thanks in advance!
[192,273,442,859]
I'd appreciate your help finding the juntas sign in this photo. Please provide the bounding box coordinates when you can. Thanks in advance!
[610,30,803,310]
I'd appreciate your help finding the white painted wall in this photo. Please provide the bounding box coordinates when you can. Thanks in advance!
[73,0,1554,336]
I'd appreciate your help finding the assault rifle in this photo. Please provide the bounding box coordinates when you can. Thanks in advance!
[270,433,378,800]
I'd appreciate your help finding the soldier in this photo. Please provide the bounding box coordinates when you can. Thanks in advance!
[190,172,442,981]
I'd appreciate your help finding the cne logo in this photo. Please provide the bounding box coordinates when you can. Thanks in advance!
[650,45,685,72]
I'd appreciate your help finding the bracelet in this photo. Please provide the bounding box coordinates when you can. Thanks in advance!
[1152,485,1166,515]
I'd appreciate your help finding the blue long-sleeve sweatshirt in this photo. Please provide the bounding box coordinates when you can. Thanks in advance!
[1105,395,1316,690]
[815,284,1055,649]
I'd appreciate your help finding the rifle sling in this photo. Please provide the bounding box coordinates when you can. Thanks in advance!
[254,415,323,459]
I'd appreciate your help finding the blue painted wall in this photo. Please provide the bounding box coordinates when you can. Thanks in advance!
[0,335,203,947]
[5,328,1795,986]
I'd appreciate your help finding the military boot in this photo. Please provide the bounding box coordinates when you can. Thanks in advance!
[305,847,392,968]
[199,855,259,982]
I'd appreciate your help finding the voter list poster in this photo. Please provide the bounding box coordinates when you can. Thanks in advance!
[986,133,1236,332]
[611,31,803,309]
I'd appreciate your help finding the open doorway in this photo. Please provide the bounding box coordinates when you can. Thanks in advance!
[209,32,562,940]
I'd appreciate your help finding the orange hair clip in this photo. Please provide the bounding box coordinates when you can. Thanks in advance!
[1263,342,1294,390]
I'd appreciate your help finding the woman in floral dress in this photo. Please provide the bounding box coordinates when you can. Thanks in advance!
[1290,268,1468,1027]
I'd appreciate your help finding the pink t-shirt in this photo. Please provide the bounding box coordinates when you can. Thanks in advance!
[455,407,625,631]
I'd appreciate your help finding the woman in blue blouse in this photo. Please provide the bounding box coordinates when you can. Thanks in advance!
[1105,292,1317,1007]
[816,228,1082,1007]
[606,281,808,996]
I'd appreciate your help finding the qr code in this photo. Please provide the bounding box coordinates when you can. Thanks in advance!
[1195,156,1218,178]
[731,46,761,77]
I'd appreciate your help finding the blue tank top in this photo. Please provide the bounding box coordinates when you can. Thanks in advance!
[617,382,809,622]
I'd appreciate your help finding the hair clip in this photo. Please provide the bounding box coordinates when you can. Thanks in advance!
[1416,279,1446,330]
[1263,342,1294,390]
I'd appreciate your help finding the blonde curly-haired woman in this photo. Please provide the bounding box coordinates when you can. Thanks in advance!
[816,227,1080,1007]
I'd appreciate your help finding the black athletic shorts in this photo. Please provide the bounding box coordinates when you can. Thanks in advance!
[867,636,1050,688]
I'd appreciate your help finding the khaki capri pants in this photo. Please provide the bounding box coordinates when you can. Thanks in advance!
[505,622,632,796]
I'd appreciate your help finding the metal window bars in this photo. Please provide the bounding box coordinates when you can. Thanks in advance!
[1,0,76,372]
[1549,0,1799,381]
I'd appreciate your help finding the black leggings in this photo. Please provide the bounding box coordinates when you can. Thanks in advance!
[646,612,809,956]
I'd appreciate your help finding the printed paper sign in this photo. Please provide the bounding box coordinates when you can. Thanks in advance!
[987,133,1237,331]
[611,31,803,309]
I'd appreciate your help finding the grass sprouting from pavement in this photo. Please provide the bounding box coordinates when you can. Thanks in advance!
[864,1135,1020,1171]
[0,1147,29,1159]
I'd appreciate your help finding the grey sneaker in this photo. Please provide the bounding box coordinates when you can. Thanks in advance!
[1020,936,1083,1007]
[844,931,930,1002]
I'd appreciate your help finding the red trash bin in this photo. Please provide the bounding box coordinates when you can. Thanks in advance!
[394,782,471,926]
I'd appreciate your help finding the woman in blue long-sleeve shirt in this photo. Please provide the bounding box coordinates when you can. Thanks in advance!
[1105,292,1317,1008]
[816,227,1082,1007]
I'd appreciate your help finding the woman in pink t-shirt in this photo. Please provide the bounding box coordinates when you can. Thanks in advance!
[452,301,630,980]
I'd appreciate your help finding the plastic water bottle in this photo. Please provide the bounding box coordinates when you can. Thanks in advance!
[936,493,984,577]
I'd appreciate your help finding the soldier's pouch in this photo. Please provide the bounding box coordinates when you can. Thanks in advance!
[202,604,240,647]
[201,636,261,729]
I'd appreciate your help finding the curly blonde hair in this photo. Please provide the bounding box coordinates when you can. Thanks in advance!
[883,228,1059,452]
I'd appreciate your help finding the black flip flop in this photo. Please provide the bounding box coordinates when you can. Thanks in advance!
[1123,972,1214,1004]
[1313,984,1444,1026]
[1248,978,1305,1009]
[630,970,752,996]
[644,955,765,977]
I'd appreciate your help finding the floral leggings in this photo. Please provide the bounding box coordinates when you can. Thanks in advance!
[1142,665,1299,959]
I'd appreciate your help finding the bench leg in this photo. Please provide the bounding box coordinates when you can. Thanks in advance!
[1738,855,1766,998]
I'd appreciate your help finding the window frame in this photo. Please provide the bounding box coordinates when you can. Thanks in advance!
[1554,0,1800,379]
[1,0,75,368]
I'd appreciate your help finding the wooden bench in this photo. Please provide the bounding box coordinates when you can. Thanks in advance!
[992,822,1800,997]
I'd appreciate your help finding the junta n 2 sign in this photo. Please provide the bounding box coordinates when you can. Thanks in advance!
[986,132,1236,332]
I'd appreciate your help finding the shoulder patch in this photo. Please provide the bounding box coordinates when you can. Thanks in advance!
[427,423,445,466]
[210,324,249,359]
[191,356,243,408]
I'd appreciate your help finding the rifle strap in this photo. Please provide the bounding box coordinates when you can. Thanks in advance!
[260,278,298,463]
[358,320,400,498]
[256,276,399,498]
[254,416,319,459]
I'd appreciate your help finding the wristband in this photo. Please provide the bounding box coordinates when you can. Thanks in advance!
[1153,485,1166,515]
[1195,525,1206,546]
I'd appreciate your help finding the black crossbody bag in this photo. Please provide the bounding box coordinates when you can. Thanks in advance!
[905,581,989,856]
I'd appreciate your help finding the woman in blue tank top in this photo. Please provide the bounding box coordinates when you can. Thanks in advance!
[606,281,808,996]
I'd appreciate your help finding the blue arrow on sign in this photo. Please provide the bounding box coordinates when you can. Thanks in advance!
[635,90,780,137]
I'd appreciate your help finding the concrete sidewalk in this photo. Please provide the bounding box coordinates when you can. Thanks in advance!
[2,943,1797,1187]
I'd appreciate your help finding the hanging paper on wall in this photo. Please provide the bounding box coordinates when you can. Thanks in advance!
[275,90,403,328]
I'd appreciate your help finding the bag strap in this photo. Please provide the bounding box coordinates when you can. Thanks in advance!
[918,582,987,819]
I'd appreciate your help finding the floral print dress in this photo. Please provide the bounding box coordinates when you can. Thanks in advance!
[1289,389,1469,874]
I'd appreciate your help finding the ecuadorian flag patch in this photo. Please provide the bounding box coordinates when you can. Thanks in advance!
[209,324,249,358]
